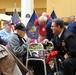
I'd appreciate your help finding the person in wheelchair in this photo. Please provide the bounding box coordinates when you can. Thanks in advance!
[43,18,76,75]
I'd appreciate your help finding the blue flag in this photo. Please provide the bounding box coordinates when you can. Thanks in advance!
[11,9,20,24]
[50,10,57,19]
[28,10,38,23]
[26,10,38,39]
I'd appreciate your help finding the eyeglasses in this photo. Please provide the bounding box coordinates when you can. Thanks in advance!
[51,26,57,27]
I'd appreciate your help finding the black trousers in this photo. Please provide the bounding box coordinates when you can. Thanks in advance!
[28,60,54,75]
[63,58,76,75]
[46,63,54,75]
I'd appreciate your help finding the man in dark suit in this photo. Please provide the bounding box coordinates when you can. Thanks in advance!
[51,18,76,75]
[43,18,76,75]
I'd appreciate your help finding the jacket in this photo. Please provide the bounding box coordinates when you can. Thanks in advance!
[0,45,15,75]
[52,28,76,58]
[8,33,27,63]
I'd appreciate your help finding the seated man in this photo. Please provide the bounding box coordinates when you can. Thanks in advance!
[0,21,12,44]
[7,23,28,64]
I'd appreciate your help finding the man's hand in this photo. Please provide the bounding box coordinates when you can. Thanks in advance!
[42,39,49,45]
[27,37,31,43]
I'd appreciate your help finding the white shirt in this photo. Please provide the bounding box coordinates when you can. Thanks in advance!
[58,29,64,38]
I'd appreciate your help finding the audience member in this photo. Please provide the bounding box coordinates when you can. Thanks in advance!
[0,21,12,44]
[68,15,76,36]
[7,23,27,64]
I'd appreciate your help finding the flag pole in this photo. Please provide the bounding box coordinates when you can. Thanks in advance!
[53,0,55,10]
[53,3,54,10]
[14,3,16,10]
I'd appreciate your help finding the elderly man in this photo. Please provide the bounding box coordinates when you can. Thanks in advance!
[7,23,27,64]
[0,21,12,44]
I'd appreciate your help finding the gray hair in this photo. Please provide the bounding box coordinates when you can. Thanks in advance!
[38,15,48,22]
[42,12,47,16]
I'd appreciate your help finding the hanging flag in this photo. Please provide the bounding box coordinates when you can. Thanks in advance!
[11,9,20,32]
[50,10,57,19]
[26,10,38,39]
[11,9,20,25]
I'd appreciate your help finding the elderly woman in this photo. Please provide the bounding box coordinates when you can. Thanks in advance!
[34,15,48,40]
[34,14,54,41]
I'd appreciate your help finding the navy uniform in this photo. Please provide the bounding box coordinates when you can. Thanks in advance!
[52,28,76,75]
